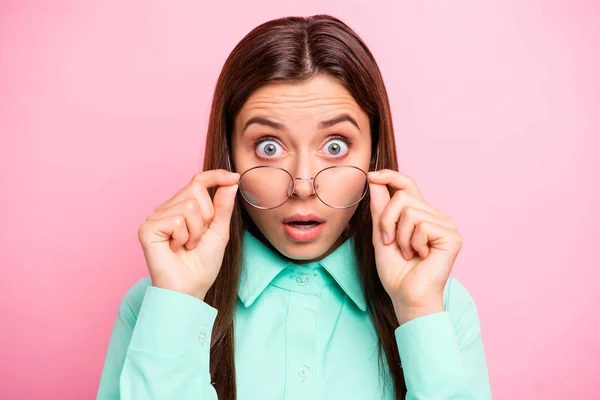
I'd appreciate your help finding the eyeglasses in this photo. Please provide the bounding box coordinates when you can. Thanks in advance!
[237,165,369,210]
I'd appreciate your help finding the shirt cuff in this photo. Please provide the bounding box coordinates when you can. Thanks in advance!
[128,286,218,361]
[395,311,465,391]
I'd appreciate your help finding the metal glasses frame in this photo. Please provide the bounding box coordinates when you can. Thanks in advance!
[237,165,369,210]
[225,143,380,210]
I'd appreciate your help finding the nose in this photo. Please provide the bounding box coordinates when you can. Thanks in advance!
[289,155,316,200]
[291,177,315,200]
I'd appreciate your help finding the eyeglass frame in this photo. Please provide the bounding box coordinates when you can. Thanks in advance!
[224,143,380,210]
[238,165,372,210]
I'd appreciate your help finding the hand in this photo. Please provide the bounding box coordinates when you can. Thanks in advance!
[137,169,240,300]
[367,169,463,324]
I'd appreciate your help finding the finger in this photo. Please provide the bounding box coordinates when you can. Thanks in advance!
[367,169,423,199]
[168,216,192,252]
[157,169,239,211]
[139,215,190,253]
[411,221,461,260]
[368,182,391,245]
[208,184,239,240]
[153,185,215,242]
[380,190,453,245]
[189,183,215,232]
[193,169,240,187]
[397,207,455,259]
[147,199,204,250]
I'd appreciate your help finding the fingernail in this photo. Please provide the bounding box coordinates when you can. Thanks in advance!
[382,232,389,244]
[402,249,410,259]
[368,171,379,178]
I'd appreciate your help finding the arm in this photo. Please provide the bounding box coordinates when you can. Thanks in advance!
[97,280,218,400]
[395,278,492,399]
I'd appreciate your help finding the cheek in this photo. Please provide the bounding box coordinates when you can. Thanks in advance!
[242,202,280,232]
[231,139,257,172]
[341,208,358,225]
[324,207,358,234]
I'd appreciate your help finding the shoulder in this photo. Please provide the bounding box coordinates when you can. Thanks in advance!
[117,277,152,321]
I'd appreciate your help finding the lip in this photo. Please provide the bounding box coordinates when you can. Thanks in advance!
[282,221,324,242]
[282,213,325,224]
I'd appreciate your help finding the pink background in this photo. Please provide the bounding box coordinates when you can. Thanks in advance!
[1,1,598,399]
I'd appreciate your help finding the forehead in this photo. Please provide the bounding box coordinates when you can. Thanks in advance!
[235,74,367,126]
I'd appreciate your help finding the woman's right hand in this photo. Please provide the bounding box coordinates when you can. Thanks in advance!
[137,169,240,300]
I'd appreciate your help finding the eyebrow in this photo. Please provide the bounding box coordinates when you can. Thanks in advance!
[242,113,361,134]
[318,114,360,130]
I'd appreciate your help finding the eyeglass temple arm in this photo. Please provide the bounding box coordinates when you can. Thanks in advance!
[225,152,233,172]
[224,139,236,173]
[373,146,380,171]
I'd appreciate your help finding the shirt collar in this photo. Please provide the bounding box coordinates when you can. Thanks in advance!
[238,230,367,312]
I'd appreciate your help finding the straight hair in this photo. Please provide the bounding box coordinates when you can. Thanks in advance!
[202,15,405,399]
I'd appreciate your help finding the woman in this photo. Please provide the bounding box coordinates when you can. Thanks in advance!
[97,15,491,399]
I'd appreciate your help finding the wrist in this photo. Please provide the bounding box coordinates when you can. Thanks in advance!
[195,288,209,301]
[151,279,209,301]
[393,300,445,325]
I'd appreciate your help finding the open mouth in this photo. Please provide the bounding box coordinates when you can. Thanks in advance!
[285,220,322,229]
[282,214,325,242]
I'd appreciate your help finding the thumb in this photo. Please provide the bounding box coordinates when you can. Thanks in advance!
[209,184,238,239]
[369,182,390,245]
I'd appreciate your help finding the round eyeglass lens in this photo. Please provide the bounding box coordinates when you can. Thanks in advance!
[314,166,368,208]
[238,167,293,209]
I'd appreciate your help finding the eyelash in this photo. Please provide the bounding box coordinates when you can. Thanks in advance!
[253,136,283,159]
[253,134,353,158]
[254,136,279,146]
[327,135,352,148]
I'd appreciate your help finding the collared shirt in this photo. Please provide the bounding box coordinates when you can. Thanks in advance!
[97,231,492,399]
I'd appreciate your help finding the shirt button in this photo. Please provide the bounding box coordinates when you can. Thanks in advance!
[296,274,309,286]
[199,332,206,345]
[298,365,311,377]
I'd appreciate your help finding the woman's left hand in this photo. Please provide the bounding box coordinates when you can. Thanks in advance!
[367,169,463,324]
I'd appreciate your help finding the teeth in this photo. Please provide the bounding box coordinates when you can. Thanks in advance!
[289,221,318,228]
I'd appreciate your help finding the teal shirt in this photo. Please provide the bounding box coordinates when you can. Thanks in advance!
[97,231,492,399]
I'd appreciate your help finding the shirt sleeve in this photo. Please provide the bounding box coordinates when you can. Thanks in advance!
[96,279,219,400]
[395,277,492,399]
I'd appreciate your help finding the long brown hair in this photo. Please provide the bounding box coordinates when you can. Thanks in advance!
[202,15,404,399]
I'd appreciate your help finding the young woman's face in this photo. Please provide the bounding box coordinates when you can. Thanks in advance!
[232,74,372,261]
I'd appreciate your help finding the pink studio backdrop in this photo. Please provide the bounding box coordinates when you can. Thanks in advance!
[1,1,598,399]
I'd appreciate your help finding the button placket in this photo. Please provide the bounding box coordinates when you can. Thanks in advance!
[285,292,319,397]
[298,365,311,377]
[295,274,309,286]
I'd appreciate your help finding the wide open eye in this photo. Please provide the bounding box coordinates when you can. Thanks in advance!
[255,139,284,158]
[322,137,349,158]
